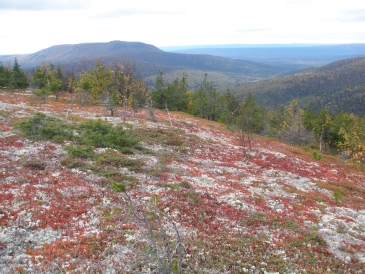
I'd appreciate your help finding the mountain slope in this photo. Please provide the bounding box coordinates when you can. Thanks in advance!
[0,90,364,272]
[229,57,365,114]
[0,41,279,84]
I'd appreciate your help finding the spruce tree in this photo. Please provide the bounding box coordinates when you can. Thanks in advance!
[11,58,29,89]
[0,63,11,88]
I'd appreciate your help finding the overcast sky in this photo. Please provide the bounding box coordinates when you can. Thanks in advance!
[0,0,365,54]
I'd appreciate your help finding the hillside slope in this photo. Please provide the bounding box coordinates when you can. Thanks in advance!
[0,91,364,273]
[229,57,365,114]
[0,41,279,86]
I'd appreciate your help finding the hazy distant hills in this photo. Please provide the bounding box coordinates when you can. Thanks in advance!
[228,57,365,115]
[0,41,161,66]
[0,40,281,88]
[168,44,365,68]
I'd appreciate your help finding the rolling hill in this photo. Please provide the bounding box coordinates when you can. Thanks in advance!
[227,56,365,115]
[167,44,365,68]
[0,40,282,88]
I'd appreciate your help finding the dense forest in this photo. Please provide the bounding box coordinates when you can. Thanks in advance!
[226,57,365,115]
[1,58,365,165]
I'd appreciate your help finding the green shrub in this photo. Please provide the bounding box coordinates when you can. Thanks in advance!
[96,150,142,171]
[312,150,322,161]
[121,147,134,154]
[52,135,65,144]
[134,145,152,155]
[78,119,139,149]
[64,144,95,159]
[61,157,87,169]
[111,182,126,193]
[333,190,343,203]
[19,112,74,142]
[99,168,121,178]
[187,190,201,204]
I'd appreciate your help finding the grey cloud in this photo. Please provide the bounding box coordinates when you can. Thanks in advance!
[0,0,90,11]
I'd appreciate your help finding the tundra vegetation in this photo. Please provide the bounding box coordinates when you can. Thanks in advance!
[0,59,365,273]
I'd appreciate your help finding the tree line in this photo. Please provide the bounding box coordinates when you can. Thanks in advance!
[0,58,29,90]
[1,58,364,165]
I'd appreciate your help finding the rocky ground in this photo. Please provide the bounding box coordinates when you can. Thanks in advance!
[0,91,364,273]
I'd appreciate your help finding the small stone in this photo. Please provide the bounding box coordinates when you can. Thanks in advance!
[345,256,351,263]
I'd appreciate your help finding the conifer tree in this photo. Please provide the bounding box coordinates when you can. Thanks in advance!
[152,70,166,109]
[11,58,29,89]
[0,63,11,88]
[216,90,239,124]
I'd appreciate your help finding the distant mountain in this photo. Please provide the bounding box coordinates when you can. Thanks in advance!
[228,57,365,115]
[16,40,162,65]
[0,41,282,88]
[168,44,365,70]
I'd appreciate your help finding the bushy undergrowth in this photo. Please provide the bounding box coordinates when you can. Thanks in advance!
[96,150,142,172]
[19,112,74,143]
[135,127,187,148]
[20,113,139,150]
[78,119,139,149]
[64,145,95,159]
[20,113,144,188]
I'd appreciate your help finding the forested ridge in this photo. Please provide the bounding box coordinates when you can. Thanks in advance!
[228,57,365,115]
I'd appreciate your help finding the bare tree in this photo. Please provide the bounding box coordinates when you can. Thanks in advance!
[112,183,184,273]
[234,94,265,162]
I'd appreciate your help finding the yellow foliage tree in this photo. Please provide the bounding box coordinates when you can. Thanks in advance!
[338,115,365,163]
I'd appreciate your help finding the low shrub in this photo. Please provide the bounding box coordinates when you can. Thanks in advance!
[23,159,46,170]
[312,150,322,161]
[64,145,95,159]
[78,119,139,150]
[19,112,74,142]
[96,150,143,171]
[61,157,87,169]
[20,114,140,152]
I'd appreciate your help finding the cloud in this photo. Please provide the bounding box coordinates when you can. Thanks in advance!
[284,0,315,4]
[338,9,365,22]
[236,28,272,33]
[0,0,90,11]
[95,7,185,19]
